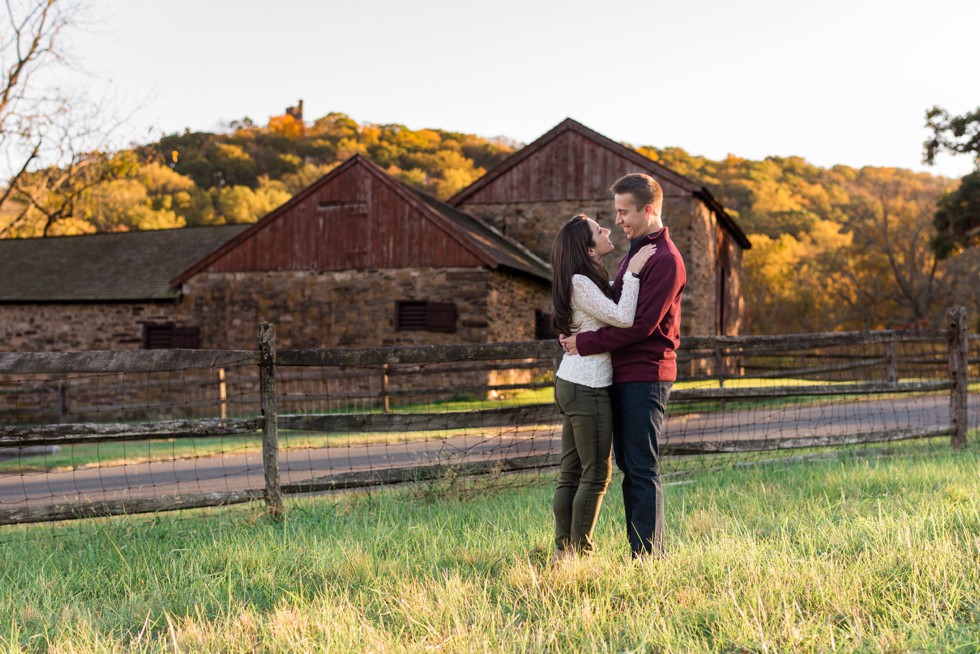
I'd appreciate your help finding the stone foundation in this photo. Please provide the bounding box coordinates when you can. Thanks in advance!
[175,267,549,350]
[0,302,180,352]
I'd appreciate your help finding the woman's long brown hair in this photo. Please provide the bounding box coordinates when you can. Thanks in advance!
[551,214,612,337]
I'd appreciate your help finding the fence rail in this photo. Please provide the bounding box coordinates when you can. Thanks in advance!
[0,307,976,527]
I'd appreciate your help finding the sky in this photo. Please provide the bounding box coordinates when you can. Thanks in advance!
[58,0,978,179]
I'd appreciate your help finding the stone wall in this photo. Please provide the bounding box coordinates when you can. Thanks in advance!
[0,302,179,352]
[174,267,555,406]
[175,267,530,350]
[486,272,552,343]
[722,225,744,336]
[0,266,554,353]
[0,267,553,422]
[682,197,713,337]
[683,200,747,337]
[485,271,554,391]
[0,301,222,424]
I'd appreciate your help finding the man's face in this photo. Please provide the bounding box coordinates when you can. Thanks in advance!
[614,193,651,241]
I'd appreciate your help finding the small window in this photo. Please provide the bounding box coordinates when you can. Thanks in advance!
[396,301,457,333]
[143,323,200,349]
[535,310,556,340]
[426,302,457,333]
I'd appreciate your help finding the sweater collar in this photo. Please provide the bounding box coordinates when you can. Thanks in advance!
[629,226,668,255]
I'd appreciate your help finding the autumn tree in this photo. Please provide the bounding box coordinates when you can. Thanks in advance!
[841,169,955,326]
[267,113,303,139]
[742,221,855,333]
[4,150,139,237]
[656,143,976,332]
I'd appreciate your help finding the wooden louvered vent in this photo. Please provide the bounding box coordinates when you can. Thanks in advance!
[142,324,201,349]
[396,301,457,333]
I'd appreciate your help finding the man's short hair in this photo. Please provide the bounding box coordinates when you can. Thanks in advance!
[611,173,663,215]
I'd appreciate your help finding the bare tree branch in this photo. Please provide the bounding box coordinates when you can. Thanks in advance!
[0,1,127,238]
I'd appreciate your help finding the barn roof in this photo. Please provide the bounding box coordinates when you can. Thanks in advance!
[358,156,552,281]
[0,225,249,303]
[409,188,552,282]
[451,118,751,249]
[172,155,551,285]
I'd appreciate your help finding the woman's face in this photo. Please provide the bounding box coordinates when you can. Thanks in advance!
[587,219,614,261]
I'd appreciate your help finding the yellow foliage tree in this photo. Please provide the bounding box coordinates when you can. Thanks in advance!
[267,114,303,139]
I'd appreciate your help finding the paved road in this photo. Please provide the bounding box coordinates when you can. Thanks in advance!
[1,393,976,511]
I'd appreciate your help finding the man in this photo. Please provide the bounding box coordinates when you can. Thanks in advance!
[560,173,686,558]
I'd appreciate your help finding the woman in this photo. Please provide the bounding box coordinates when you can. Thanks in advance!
[550,214,655,559]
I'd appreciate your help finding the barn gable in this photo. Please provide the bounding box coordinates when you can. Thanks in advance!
[450,118,750,337]
[450,118,749,249]
[173,156,550,286]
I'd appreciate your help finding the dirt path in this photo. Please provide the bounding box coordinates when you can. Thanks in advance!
[1,393,975,512]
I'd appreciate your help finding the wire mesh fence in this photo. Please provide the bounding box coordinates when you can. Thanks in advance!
[0,310,977,533]
[0,351,262,526]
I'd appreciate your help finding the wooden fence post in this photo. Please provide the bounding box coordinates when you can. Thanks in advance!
[884,341,898,385]
[218,367,227,420]
[58,380,69,423]
[714,347,726,388]
[946,306,969,449]
[258,323,284,519]
[382,364,390,414]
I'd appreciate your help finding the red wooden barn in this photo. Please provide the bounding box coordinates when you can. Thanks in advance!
[169,155,552,350]
[452,118,751,336]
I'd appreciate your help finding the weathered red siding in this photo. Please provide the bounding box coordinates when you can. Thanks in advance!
[201,160,485,274]
[460,131,689,203]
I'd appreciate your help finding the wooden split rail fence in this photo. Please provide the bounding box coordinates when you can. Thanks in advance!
[0,307,976,526]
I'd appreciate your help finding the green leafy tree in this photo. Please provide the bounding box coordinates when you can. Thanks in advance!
[933,172,980,257]
[213,179,290,224]
[138,162,214,226]
[924,106,980,165]
[923,106,980,257]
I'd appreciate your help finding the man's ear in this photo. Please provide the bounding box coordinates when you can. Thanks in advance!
[643,204,654,220]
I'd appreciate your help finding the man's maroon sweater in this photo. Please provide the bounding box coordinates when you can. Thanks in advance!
[575,226,686,383]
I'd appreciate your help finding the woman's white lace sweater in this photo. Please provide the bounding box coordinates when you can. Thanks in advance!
[555,274,639,388]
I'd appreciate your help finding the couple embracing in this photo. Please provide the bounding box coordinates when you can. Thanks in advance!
[551,173,686,561]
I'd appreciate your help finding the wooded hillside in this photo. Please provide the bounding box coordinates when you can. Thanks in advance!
[2,110,977,334]
[640,147,979,332]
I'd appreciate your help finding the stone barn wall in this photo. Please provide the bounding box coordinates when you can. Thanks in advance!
[174,267,534,350]
[0,302,179,352]
[486,272,552,343]
[174,267,553,406]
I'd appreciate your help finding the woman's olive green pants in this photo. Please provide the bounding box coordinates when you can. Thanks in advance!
[552,377,613,554]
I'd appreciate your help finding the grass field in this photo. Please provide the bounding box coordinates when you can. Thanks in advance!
[1,435,978,652]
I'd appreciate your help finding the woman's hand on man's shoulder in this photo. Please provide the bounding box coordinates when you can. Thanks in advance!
[626,244,657,274]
